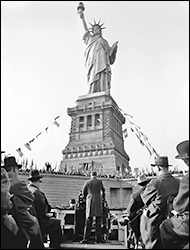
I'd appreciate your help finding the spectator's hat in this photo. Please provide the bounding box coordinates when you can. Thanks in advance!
[175,140,189,159]
[137,174,149,186]
[151,156,172,167]
[91,171,97,176]
[28,170,43,181]
[2,156,22,169]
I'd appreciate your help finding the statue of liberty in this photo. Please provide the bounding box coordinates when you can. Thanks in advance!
[77,2,118,95]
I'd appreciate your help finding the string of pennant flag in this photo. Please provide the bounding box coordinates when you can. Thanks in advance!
[119,107,159,159]
[10,116,61,158]
[10,108,158,161]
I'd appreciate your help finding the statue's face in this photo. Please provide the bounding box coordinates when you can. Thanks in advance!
[92,25,101,35]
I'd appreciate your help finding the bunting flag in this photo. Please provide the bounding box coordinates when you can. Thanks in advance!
[29,138,35,144]
[30,159,34,170]
[16,148,23,157]
[24,143,32,151]
[120,108,159,158]
[139,139,145,146]
[36,132,42,139]
[25,159,28,169]
[54,116,60,120]
[123,112,133,118]
[123,128,128,138]
[7,115,61,158]
[142,133,148,141]
[118,107,133,118]
[129,120,141,130]
[146,145,152,156]
[152,147,159,156]
[53,120,60,127]
[134,129,141,140]
[134,128,156,157]
[22,158,25,168]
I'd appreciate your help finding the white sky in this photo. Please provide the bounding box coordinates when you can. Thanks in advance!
[1,1,189,171]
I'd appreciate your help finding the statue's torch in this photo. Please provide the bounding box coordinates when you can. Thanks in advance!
[77,2,85,14]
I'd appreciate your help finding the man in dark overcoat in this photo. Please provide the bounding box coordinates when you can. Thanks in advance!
[2,156,44,249]
[80,171,105,243]
[140,156,180,249]
[160,140,189,249]
[27,170,63,249]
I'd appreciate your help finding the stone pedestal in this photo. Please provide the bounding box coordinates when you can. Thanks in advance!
[60,92,130,176]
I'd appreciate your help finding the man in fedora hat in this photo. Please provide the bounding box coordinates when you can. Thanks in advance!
[2,156,44,249]
[80,171,105,244]
[139,156,180,249]
[28,169,63,249]
[160,140,189,249]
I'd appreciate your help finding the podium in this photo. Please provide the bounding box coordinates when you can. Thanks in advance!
[55,208,75,241]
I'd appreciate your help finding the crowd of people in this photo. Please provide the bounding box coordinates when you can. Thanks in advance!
[18,165,186,180]
[1,139,189,249]
[119,140,189,249]
[1,157,63,249]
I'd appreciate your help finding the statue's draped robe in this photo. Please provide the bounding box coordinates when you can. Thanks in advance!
[83,31,116,94]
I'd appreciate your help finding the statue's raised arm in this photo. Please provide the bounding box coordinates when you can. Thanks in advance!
[77,3,88,33]
[77,2,118,95]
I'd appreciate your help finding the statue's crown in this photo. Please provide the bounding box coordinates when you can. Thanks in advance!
[89,20,106,31]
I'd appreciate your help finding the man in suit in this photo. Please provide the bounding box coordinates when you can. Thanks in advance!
[27,169,63,249]
[2,156,44,249]
[160,140,189,249]
[80,171,105,244]
[140,156,180,249]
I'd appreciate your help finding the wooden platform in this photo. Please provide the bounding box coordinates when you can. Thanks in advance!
[60,240,126,249]
[45,240,144,249]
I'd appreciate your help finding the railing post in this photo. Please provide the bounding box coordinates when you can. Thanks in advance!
[124,224,128,249]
